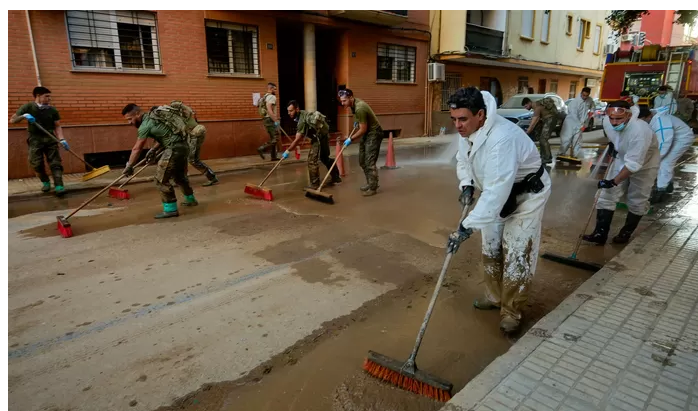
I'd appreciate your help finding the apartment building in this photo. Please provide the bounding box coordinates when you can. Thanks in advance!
[8,10,429,178]
[428,10,609,133]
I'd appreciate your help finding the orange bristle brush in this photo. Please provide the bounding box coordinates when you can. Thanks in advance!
[244,157,284,201]
[362,202,473,401]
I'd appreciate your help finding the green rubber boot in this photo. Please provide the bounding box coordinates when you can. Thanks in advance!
[155,202,179,219]
[41,182,51,193]
[54,185,65,197]
[181,194,198,206]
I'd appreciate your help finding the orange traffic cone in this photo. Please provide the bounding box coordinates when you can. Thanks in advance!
[335,136,346,177]
[381,132,399,169]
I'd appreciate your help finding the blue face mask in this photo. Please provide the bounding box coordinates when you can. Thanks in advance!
[612,122,627,132]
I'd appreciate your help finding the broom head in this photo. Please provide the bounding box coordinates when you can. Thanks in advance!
[56,215,73,238]
[295,147,301,160]
[304,188,334,204]
[541,252,601,272]
[244,183,273,201]
[81,165,111,181]
[556,155,582,165]
[363,351,453,402]
[108,187,131,200]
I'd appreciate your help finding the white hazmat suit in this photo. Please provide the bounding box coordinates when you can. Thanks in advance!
[558,93,594,158]
[653,92,678,115]
[456,91,551,326]
[650,109,695,190]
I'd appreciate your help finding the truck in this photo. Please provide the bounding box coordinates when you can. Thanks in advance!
[599,45,697,126]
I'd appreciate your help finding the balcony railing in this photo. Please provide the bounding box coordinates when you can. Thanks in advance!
[328,10,408,26]
[465,24,504,56]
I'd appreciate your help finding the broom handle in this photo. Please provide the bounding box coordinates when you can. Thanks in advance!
[404,203,472,368]
[316,126,358,191]
[117,151,164,188]
[65,158,147,220]
[571,156,616,256]
[33,122,98,171]
[257,158,285,187]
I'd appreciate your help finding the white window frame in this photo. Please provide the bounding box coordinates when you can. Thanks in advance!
[593,24,602,55]
[65,10,161,72]
[521,11,535,40]
[205,20,260,76]
[377,43,417,83]
[540,11,551,44]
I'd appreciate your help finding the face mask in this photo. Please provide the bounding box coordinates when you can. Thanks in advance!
[37,103,51,109]
[612,123,627,132]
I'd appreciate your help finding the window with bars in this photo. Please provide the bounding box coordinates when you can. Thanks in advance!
[66,11,160,71]
[205,21,259,75]
[441,74,462,111]
[518,77,529,93]
[569,81,578,99]
[377,43,416,83]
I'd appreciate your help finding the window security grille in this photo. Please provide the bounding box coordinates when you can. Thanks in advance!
[205,21,259,75]
[377,43,416,83]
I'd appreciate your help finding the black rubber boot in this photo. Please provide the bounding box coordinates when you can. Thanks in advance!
[582,209,615,245]
[202,173,218,187]
[650,189,667,204]
[612,212,643,244]
[257,146,266,160]
[270,146,279,161]
[666,181,674,194]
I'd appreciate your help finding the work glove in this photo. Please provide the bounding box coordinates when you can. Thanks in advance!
[608,142,618,159]
[145,148,157,164]
[59,139,70,150]
[274,121,280,128]
[458,185,474,207]
[598,179,617,189]
[353,122,359,130]
[22,113,36,123]
[281,150,290,160]
[447,224,473,253]
[343,138,352,147]
[123,162,134,177]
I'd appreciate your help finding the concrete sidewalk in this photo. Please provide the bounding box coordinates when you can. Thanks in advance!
[444,196,698,410]
[7,135,453,199]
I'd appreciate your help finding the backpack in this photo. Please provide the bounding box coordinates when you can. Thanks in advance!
[306,110,327,130]
[257,93,271,117]
[538,97,558,117]
[149,104,190,136]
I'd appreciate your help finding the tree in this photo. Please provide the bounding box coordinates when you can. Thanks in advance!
[606,10,698,35]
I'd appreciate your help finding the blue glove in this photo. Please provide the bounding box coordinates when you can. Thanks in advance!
[281,150,289,160]
[343,138,351,147]
[598,179,617,189]
[59,140,70,150]
[447,224,473,253]
[353,122,359,129]
[274,121,280,128]
[22,113,36,123]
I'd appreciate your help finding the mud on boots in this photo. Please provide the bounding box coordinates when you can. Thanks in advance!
[257,82,281,161]
[587,102,660,245]
[338,89,383,197]
[286,100,341,191]
[10,86,69,196]
[121,103,197,219]
[448,87,551,335]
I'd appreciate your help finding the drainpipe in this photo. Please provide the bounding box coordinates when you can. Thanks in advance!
[25,10,42,86]
[303,23,317,112]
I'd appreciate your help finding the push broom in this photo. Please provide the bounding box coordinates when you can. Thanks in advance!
[363,202,472,401]
[243,157,285,201]
[57,158,147,238]
[108,151,163,200]
[556,125,584,165]
[33,122,111,181]
[541,154,616,272]
[278,127,301,160]
[305,126,358,204]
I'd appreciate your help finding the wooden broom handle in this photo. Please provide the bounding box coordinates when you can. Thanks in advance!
[32,122,98,170]
[316,126,358,191]
[258,158,285,187]
[117,151,164,188]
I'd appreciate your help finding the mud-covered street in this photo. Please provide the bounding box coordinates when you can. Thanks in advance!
[8,136,696,411]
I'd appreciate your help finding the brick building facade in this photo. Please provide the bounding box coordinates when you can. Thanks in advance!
[8,10,429,178]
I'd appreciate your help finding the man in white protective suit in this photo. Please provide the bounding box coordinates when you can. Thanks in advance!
[558,87,594,159]
[640,105,695,203]
[446,87,551,334]
[583,101,659,245]
[653,85,677,115]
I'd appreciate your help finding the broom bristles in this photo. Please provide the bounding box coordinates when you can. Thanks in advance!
[362,358,452,402]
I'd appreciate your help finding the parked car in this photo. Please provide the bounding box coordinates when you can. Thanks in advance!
[498,93,567,137]
[564,98,605,131]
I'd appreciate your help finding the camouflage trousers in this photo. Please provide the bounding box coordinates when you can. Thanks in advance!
[308,134,339,186]
[359,131,383,190]
[187,126,216,182]
[155,143,193,204]
[260,117,279,155]
[533,116,556,162]
[28,139,63,186]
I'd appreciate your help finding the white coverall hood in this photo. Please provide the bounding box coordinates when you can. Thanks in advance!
[651,114,695,189]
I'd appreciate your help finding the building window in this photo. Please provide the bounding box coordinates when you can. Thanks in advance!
[550,80,558,94]
[205,21,259,75]
[566,14,573,36]
[569,81,578,99]
[577,19,590,50]
[441,74,462,111]
[66,10,160,71]
[521,11,535,39]
[593,24,602,55]
[518,77,529,93]
[377,43,416,83]
[540,11,551,44]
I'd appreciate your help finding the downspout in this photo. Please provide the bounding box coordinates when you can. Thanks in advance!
[26,10,42,86]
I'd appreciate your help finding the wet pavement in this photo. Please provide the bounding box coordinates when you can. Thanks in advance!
[7,135,696,411]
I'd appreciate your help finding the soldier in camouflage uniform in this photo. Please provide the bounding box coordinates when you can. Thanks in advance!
[169,101,218,186]
[523,97,558,164]
[122,103,197,219]
[10,86,69,196]
[257,82,280,161]
[284,100,341,190]
[338,89,384,196]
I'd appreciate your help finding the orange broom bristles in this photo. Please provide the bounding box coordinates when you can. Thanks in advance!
[362,358,452,402]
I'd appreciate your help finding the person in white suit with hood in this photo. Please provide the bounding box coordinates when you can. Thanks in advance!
[558,87,594,159]
[446,87,551,334]
[653,85,677,115]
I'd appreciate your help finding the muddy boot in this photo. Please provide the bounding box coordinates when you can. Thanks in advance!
[582,209,614,245]
[202,175,219,187]
[331,175,342,184]
[52,169,65,197]
[362,189,377,197]
[257,146,266,160]
[666,181,674,194]
[54,185,66,197]
[304,184,319,191]
[612,212,642,244]
[155,202,179,219]
[360,184,370,192]
[41,181,51,193]
[270,146,279,162]
[499,317,520,334]
[181,194,198,206]
[650,189,667,204]
[473,299,500,310]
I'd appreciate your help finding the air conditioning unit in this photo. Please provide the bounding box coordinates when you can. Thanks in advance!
[621,34,635,42]
[604,44,616,54]
[428,62,445,82]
